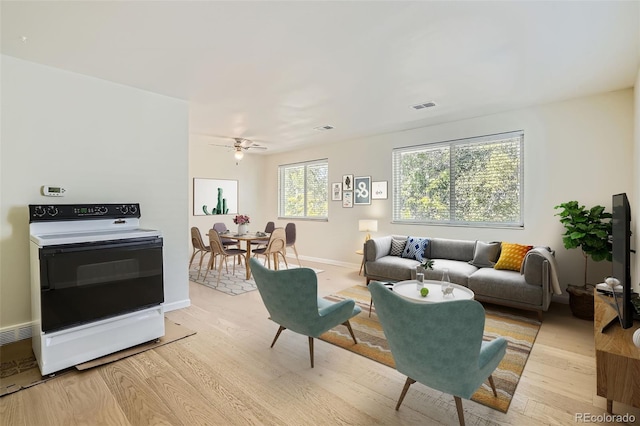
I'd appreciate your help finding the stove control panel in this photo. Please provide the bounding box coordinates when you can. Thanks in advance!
[29,203,142,222]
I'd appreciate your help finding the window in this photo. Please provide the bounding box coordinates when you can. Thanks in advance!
[392,131,523,227]
[279,159,328,219]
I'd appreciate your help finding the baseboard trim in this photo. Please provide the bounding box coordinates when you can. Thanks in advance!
[163,298,191,312]
[287,254,359,270]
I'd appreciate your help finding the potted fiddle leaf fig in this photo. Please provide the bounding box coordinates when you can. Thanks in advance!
[554,201,612,319]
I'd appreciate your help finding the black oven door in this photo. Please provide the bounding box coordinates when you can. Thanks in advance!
[39,237,164,332]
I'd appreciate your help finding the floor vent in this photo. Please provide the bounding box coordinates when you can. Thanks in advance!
[0,323,32,346]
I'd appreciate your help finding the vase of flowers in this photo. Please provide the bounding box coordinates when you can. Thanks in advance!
[234,214,250,235]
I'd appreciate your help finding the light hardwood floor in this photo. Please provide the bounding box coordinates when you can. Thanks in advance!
[2,260,639,425]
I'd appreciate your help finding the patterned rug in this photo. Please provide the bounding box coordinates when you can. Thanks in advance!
[189,261,323,296]
[320,284,541,413]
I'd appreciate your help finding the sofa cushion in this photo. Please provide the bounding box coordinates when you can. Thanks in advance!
[469,241,501,268]
[494,242,533,271]
[468,267,542,307]
[402,236,429,261]
[366,256,420,281]
[390,238,406,256]
[420,259,478,287]
[429,238,475,261]
[366,236,392,261]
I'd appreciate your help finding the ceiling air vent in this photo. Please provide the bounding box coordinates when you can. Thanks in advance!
[313,125,335,131]
[411,102,437,110]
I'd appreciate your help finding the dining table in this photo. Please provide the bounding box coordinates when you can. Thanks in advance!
[223,232,270,279]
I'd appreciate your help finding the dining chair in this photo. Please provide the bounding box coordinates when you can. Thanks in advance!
[369,281,507,426]
[250,258,361,368]
[285,222,301,266]
[204,230,247,284]
[189,227,211,279]
[251,221,276,249]
[212,222,239,249]
[252,227,288,270]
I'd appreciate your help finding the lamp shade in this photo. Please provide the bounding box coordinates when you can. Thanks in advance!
[359,219,378,232]
[234,149,244,161]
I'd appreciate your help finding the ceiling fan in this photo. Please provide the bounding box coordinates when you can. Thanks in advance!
[209,137,267,161]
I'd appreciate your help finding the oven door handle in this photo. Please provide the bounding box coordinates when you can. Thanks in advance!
[40,237,163,256]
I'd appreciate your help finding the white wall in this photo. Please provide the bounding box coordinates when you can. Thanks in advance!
[0,55,190,330]
[263,89,635,294]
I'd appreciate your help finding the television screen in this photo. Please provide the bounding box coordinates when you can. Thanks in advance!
[611,193,633,329]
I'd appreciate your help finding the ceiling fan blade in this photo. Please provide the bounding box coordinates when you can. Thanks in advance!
[246,145,268,150]
[208,143,233,149]
[236,138,254,148]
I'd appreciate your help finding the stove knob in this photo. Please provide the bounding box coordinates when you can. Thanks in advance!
[129,205,138,214]
[120,205,129,214]
[47,206,59,216]
[33,206,46,217]
[97,206,108,215]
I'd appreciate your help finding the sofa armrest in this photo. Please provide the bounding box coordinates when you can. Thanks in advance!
[522,249,552,310]
[364,236,392,262]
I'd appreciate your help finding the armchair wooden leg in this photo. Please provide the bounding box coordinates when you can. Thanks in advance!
[270,326,286,348]
[343,320,358,344]
[454,396,465,426]
[395,377,416,410]
[488,374,498,397]
[308,337,314,368]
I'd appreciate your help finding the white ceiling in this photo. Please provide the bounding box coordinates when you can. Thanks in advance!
[2,1,639,153]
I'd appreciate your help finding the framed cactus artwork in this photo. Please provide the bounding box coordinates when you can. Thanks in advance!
[193,178,238,216]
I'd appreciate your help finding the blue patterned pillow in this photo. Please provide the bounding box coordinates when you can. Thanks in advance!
[401,236,429,261]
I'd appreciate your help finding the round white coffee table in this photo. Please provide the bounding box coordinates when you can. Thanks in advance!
[392,279,474,303]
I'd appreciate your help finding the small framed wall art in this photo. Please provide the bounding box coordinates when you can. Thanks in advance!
[342,174,354,191]
[331,182,342,201]
[372,181,388,199]
[343,191,353,208]
[354,176,371,205]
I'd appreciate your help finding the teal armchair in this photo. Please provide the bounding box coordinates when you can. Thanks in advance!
[369,281,507,426]
[250,258,361,367]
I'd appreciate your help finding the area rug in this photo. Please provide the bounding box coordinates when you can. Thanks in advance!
[320,285,541,413]
[189,262,324,296]
[0,318,195,397]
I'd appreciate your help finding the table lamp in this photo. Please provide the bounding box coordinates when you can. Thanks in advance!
[359,219,378,242]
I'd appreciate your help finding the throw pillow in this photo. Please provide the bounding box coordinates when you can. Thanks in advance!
[389,238,406,256]
[401,236,429,261]
[494,242,533,271]
[469,241,501,268]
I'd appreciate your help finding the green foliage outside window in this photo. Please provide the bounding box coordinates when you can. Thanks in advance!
[279,160,328,219]
[393,132,523,226]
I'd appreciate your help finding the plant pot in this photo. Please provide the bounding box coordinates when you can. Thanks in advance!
[567,285,594,320]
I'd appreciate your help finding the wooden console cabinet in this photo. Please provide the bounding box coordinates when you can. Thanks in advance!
[594,293,640,413]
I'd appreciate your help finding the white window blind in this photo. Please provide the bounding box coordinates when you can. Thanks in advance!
[392,131,524,227]
[279,159,328,219]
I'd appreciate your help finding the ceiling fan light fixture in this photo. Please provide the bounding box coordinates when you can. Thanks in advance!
[234,149,244,161]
